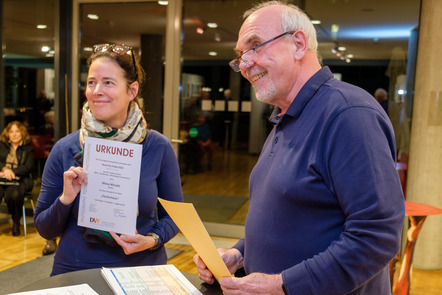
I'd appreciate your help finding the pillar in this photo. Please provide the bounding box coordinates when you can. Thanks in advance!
[407,0,442,269]
[140,34,164,132]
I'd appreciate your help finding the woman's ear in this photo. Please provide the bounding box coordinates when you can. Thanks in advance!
[292,30,308,60]
[128,81,139,102]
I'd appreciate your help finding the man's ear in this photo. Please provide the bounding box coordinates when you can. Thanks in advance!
[292,30,308,60]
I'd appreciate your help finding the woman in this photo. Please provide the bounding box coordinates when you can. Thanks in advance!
[0,121,34,236]
[34,44,183,275]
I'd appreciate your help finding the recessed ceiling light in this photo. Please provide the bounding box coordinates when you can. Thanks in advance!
[158,1,168,5]
[311,20,321,25]
[338,46,346,51]
[207,23,218,28]
[37,24,47,29]
[41,46,50,52]
[87,14,99,20]
[84,47,93,52]
[209,51,217,56]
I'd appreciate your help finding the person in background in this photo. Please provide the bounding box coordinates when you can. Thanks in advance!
[219,89,234,149]
[192,112,214,171]
[193,2,405,294]
[0,121,34,236]
[374,88,389,114]
[34,43,183,275]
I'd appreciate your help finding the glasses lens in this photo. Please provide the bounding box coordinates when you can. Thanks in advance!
[93,44,110,53]
[113,44,131,55]
[229,59,240,72]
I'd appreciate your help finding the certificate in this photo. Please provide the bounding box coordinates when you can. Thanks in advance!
[78,137,142,235]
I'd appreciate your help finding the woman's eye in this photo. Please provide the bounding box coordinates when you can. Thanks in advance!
[87,80,95,86]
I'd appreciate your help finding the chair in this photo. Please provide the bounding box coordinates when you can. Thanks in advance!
[22,191,35,239]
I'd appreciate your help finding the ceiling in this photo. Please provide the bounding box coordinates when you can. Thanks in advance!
[3,0,420,64]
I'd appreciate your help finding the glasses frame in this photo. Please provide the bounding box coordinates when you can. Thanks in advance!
[93,44,138,82]
[229,31,295,72]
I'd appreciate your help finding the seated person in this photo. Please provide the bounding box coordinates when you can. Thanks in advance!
[0,121,34,236]
[191,112,214,171]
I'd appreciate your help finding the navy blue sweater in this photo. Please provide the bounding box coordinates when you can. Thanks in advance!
[234,67,405,294]
[34,130,183,275]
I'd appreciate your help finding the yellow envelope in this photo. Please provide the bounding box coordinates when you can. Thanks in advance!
[158,198,232,281]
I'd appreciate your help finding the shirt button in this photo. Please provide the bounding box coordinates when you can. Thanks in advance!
[274,137,278,144]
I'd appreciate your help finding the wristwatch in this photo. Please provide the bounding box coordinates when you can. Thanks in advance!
[146,233,159,248]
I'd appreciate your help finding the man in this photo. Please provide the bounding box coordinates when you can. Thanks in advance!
[193,1,405,295]
[374,88,389,114]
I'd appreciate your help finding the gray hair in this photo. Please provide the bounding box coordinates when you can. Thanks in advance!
[243,1,318,52]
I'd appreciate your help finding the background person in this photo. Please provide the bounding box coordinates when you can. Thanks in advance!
[374,88,389,114]
[0,121,34,236]
[194,2,405,295]
[34,43,183,275]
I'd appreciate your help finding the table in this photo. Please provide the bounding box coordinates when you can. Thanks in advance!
[17,268,222,295]
[392,201,442,295]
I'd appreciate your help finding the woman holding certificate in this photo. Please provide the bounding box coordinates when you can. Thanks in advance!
[34,44,183,275]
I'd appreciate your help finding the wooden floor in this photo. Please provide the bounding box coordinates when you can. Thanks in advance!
[0,146,441,294]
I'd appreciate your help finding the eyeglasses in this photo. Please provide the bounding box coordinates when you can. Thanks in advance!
[93,44,138,81]
[229,31,295,72]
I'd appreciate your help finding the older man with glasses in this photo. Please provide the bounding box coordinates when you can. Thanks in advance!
[193,1,405,295]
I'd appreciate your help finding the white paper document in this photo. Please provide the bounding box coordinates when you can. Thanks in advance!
[101,265,202,295]
[78,136,142,235]
[7,283,98,295]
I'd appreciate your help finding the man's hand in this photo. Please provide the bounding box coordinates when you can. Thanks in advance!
[193,248,244,284]
[219,273,285,295]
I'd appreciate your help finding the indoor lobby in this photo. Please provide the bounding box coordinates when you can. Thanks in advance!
[1,0,442,294]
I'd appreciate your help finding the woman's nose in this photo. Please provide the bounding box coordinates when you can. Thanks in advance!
[93,84,102,95]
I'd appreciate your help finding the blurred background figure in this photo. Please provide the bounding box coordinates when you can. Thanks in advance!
[0,121,34,236]
[374,88,389,115]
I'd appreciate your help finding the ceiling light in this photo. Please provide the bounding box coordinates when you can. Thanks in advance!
[209,51,217,56]
[87,14,99,20]
[158,0,168,5]
[214,31,221,42]
[338,46,346,51]
[346,54,354,58]
[84,47,93,52]
[207,23,218,28]
[196,27,204,34]
[331,24,339,33]
[41,46,50,52]
[37,24,47,29]
[311,20,321,25]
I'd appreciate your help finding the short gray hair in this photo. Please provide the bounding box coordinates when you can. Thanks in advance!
[243,1,318,52]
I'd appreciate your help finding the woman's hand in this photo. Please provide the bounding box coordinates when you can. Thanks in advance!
[59,166,87,205]
[110,231,157,255]
[2,168,15,181]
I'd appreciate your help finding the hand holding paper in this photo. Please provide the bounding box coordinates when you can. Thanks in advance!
[158,198,231,281]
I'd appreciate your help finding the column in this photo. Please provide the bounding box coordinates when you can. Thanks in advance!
[406,0,442,269]
[140,34,164,132]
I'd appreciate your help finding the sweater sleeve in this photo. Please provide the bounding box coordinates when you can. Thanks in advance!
[34,139,74,240]
[281,107,405,294]
[148,136,184,247]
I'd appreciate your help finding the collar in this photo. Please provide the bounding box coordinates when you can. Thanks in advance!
[270,66,334,124]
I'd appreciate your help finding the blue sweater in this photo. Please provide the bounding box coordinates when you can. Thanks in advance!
[34,130,183,275]
[234,67,405,294]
